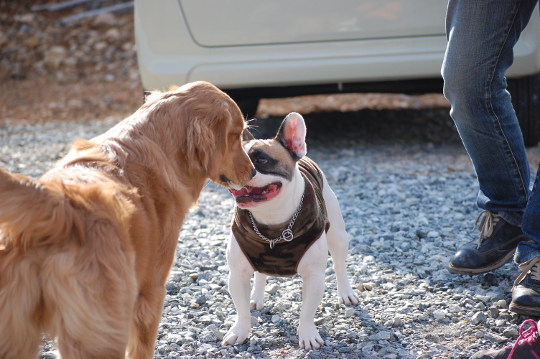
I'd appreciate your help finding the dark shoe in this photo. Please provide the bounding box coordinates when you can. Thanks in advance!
[510,257,540,316]
[471,319,540,359]
[448,210,525,275]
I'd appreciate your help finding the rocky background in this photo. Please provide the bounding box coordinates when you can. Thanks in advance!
[0,0,450,124]
[0,0,142,122]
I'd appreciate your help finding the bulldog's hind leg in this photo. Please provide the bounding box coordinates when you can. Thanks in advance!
[322,175,359,306]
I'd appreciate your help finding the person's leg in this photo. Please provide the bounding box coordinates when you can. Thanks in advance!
[519,170,540,263]
[443,0,535,223]
[511,169,540,316]
[442,0,537,275]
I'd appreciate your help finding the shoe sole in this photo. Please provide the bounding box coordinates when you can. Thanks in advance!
[447,249,516,275]
[509,302,540,316]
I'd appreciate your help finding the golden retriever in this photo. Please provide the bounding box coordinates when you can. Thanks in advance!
[0,81,255,359]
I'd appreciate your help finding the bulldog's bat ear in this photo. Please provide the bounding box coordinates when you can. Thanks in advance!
[276,112,307,160]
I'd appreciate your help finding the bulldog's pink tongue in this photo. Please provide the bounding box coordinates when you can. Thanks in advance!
[228,183,282,207]
[228,186,251,197]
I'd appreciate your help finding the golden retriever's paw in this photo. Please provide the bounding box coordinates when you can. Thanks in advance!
[297,323,324,350]
[221,322,251,346]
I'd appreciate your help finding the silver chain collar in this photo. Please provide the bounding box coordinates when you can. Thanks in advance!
[248,194,305,249]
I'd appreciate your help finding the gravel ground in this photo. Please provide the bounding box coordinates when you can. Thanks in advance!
[1,109,539,359]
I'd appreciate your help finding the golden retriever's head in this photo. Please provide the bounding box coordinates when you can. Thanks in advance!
[144,82,255,189]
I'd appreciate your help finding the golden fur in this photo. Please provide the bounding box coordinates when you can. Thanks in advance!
[0,81,254,359]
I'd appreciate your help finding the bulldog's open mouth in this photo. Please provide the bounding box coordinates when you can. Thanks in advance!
[228,182,282,206]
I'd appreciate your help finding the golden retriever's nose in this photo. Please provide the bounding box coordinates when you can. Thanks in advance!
[250,168,256,179]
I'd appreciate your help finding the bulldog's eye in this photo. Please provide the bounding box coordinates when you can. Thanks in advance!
[256,157,269,165]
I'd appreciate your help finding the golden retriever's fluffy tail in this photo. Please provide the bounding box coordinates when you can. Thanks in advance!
[0,167,138,358]
[0,168,84,249]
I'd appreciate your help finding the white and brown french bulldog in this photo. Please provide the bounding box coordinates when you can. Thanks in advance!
[224,112,359,350]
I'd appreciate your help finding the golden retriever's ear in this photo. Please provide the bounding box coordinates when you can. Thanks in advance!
[179,82,240,177]
[203,108,233,178]
[186,118,217,174]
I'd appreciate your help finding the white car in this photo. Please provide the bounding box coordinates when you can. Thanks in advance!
[135,0,540,145]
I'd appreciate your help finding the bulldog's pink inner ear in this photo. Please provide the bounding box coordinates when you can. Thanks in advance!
[283,113,307,158]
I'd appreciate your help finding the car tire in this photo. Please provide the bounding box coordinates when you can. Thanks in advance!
[508,71,540,147]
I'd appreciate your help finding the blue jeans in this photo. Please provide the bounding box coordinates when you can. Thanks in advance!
[442,0,540,264]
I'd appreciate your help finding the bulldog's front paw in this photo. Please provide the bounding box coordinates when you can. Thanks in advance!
[250,292,265,311]
[297,322,324,350]
[337,282,359,306]
[222,320,251,346]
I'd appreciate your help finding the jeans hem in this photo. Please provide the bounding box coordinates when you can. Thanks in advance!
[498,211,522,228]
[514,251,540,266]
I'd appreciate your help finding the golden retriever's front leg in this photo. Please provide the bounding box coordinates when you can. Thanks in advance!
[128,284,167,359]
[127,227,179,359]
